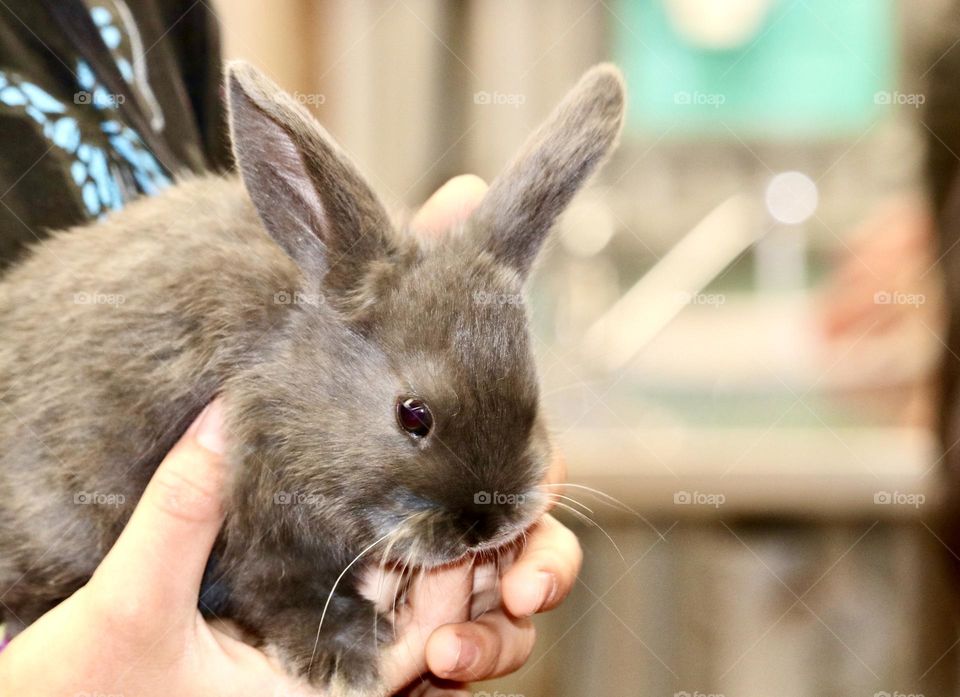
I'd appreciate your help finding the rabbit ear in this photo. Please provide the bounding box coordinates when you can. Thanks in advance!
[470,64,625,277]
[226,61,392,291]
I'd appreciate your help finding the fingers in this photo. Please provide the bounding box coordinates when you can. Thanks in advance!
[404,562,474,637]
[90,400,228,630]
[391,511,579,689]
[382,562,474,691]
[411,174,488,237]
[501,514,581,618]
[468,561,505,619]
[426,610,536,682]
[420,515,581,684]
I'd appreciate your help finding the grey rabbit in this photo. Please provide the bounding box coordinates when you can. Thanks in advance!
[0,60,624,694]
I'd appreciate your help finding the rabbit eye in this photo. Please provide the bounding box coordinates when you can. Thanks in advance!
[396,397,433,438]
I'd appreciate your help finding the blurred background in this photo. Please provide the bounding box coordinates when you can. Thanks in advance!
[214,1,960,695]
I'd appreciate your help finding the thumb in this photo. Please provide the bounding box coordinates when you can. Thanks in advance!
[90,399,229,632]
[410,174,488,238]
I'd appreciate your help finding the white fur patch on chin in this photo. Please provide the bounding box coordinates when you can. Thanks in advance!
[357,563,407,614]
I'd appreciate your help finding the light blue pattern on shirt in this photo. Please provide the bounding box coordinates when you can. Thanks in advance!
[0,3,171,217]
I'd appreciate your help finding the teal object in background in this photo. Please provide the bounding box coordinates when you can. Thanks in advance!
[614,0,896,137]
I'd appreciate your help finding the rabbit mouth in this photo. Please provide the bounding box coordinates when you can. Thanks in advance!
[419,498,549,568]
[463,503,547,558]
[357,512,544,615]
[365,489,550,571]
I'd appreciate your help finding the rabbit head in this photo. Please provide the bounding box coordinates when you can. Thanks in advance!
[224,62,625,568]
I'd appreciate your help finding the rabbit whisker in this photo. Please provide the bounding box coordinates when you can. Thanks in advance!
[373,520,411,649]
[550,500,626,565]
[543,492,594,515]
[307,527,397,674]
[541,482,664,540]
[538,482,638,516]
[393,538,416,637]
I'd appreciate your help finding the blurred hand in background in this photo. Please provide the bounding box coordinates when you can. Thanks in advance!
[817,197,945,428]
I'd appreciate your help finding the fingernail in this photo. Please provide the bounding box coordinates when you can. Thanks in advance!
[195,400,225,455]
[454,636,479,673]
[536,571,558,612]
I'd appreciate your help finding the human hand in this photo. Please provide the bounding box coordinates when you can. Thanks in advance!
[816,197,945,426]
[0,401,326,697]
[819,197,942,341]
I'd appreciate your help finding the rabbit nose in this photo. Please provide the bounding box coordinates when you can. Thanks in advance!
[456,506,502,545]
[455,493,523,544]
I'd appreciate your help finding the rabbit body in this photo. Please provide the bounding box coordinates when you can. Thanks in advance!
[0,61,625,694]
